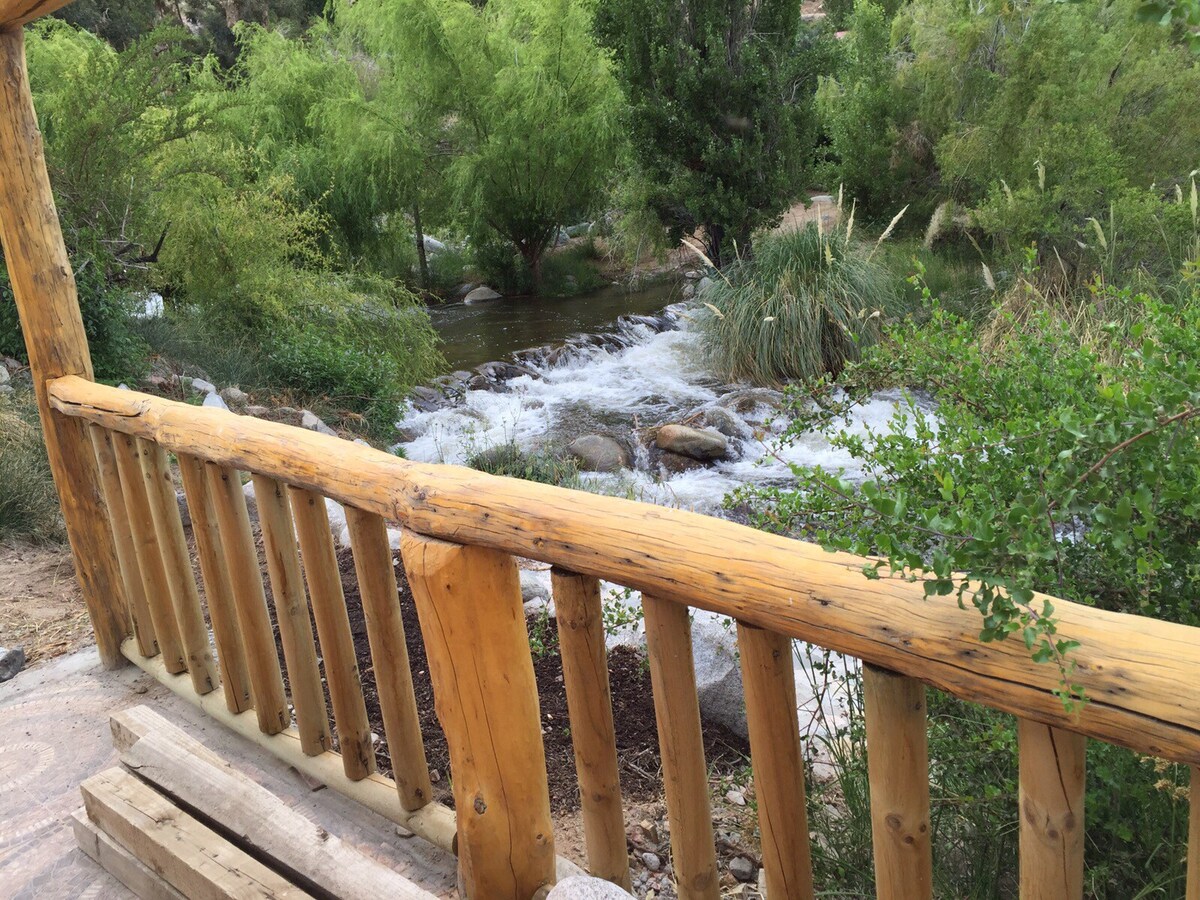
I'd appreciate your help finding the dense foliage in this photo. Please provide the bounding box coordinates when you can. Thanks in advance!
[819,0,1200,285]
[734,273,1200,687]
[597,0,824,265]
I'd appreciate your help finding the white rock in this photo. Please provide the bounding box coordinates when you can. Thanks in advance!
[696,275,715,298]
[242,478,258,515]
[691,610,747,737]
[423,235,446,254]
[202,392,228,410]
[463,285,502,304]
[188,377,217,394]
[547,875,634,899]
[137,292,164,319]
[300,410,337,437]
[519,568,554,611]
[0,366,9,385]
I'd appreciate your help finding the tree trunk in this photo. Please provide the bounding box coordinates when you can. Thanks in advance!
[412,203,429,292]
[705,223,725,270]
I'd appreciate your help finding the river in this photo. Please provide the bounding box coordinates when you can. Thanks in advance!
[397,281,905,517]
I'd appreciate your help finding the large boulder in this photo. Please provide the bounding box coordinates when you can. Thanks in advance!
[300,410,337,436]
[655,423,727,461]
[566,434,630,473]
[464,285,502,304]
[691,612,747,737]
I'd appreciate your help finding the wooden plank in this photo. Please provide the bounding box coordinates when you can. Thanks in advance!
[118,723,439,900]
[1018,720,1085,900]
[551,568,630,890]
[138,437,218,696]
[642,595,719,900]
[736,623,814,900]
[290,487,374,780]
[80,767,311,899]
[111,429,187,675]
[46,376,1200,765]
[89,424,158,658]
[863,665,932,900]
[0,33,127,669]
[71,808,186,900]
[252,474,330,756]
[206,463,289,735]
[1189,766,1199,900]
[123,643,459,857]
[178,452,253,714]
[344,507,431,811]
[401,531,556,900]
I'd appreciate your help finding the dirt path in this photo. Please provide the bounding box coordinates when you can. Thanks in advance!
[0,541,91,667]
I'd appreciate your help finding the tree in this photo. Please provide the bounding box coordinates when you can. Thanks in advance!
[340,0,623,290]
[597,0,820,267]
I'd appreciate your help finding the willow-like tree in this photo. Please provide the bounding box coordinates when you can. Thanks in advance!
[597,0,819,267]
[340,0,623,290]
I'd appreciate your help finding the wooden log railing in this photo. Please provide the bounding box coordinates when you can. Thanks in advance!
[39,375,1200,899]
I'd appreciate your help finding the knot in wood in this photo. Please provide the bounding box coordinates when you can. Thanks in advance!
[473,795,487,815]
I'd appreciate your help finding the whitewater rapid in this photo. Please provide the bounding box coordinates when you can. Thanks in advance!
[395,301,908,515]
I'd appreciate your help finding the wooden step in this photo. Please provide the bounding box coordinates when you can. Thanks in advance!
[76,705,446,899]
[80,766,312,899]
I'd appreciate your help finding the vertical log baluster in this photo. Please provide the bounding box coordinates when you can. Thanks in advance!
[642,595,719,900]
[0,29,127,668]
[178,452,252,713]
[345,508,431,811]
[88,425,157,658]
[736,623,814,900]
[863,665,932,900]
[110,430,186,674]
[290,487,374,780]
[1018,720,1085,900]
[252,474,330,756]
[552,568,630,891]
[137,438,218,696]
[205,463,289,735]
[1188,766,1199,900]
[401,531,555,900]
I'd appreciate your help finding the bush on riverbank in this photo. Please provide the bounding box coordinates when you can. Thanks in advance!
[731,271,1200,893]
[701,220,897,386]
[0,391,62,544]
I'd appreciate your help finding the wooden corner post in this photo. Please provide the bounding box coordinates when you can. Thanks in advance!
[0,27,128,668]
[401,531,556,900]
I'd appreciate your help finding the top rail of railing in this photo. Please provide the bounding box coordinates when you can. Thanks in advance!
[47,374,1200,765]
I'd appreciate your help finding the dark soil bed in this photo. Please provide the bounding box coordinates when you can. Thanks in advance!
[272,542,750,813]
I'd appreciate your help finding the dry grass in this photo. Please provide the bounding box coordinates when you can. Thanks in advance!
[0,541,91,666]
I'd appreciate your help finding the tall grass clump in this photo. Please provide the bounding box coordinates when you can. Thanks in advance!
[701,218,897,386]
[466,442,581,488]
[0,391,63,543]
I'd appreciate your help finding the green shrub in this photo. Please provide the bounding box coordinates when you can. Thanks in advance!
[466,443,581,487]
[733,276,1200,690]
[803,652,1190,896]
[701,221,897,386]
[0,391,63,544]
[816,0,917,220]
[540,240,607,297]
[0,265,147,385]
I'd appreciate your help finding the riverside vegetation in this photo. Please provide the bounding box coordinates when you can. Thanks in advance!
[2,0,1199,894]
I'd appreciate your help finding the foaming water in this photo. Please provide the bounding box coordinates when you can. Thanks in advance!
[397,301,909,515]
